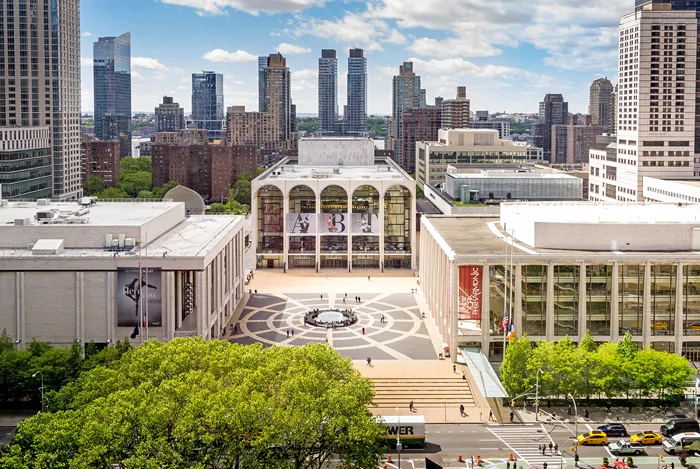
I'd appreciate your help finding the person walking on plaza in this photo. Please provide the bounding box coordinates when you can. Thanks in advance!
[368,275,371,281]
[510,411,514,422]
[548,442,553,454]
[233,325,238,335]
[366,357,371,366]
[543,462,548,469]
[291,329,295,337]
[409,400,414,412]
[343,298,346,305]
[488,410,494,421]
[287,330,289,338]
[453,364,457,373]
[568,404,572,416]
[320,294,323,300]
[585,409,589,419]
[460,404,464,416]
[554,444,558,454]
[362,327,365,335]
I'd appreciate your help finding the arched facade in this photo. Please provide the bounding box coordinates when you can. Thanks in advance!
[384,185,412,269]
[255,185,284,269]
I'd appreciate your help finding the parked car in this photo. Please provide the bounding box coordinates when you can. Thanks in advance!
[578,431,609,446]
[660,419,700,437]
[630,431,663,445]
[598,424,628,437]
[609,440,646,456]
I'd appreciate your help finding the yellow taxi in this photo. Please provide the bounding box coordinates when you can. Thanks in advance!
[630,431,662,445]
[651,321,668,331]
[578,431,609,446]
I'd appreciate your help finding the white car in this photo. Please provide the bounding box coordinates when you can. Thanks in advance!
[608,440,645,456]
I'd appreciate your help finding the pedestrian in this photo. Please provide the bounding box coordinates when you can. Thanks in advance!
[230,324,233,332]
[672,462,675,469]
[325,338,328,343]
[554,444,558,454]
[291,328,295,337]
[234,325,238,335]
[543,462,548,469]
[584,409,589,419]
[368,275,370,281]
[548,442,553,454]
[606,404,611,413]
[489,410,494,421]
[453,364,457,373]
[355,296,358,303]
[359,296,361,302]
[460,404,465,416]
[506,462,510,469]
[568,404,572,415]
[366,357,371,366]
[345,293,347,298]
[540,444,545,455]
[287,330,290,338]
[343,298,346,305]
[409,400,414,411]
[254,289,258,294]
[462,371,466,381]
[510,411,514,422]
[321,294,323,300]
[362,327,365,335]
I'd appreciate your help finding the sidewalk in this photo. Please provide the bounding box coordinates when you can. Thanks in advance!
[516,402,696,425]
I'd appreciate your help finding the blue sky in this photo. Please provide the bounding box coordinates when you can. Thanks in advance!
[80,0,630,116]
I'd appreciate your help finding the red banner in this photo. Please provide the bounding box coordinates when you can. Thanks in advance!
[458,266,482,321]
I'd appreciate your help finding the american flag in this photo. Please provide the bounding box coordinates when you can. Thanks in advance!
[502,316,509,330]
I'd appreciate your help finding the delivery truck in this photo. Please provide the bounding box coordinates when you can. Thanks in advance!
[376,415,426,447]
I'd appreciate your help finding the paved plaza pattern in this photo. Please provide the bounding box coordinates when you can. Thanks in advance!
[229,291,436,361]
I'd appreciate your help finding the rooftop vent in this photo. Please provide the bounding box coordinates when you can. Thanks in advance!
[32,239,64,255]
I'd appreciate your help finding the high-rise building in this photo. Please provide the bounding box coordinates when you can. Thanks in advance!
[471,111,511,139]
[533,94,569,162]
[226,106,275,145]
[0,0,82,200]
[94,33,131,143]
[104,115,131,159]
[346,48,367,135]
[82,139,121,188]
[387,62,421,165]
[551,116,607,164]
[612,84,619,131]
[192,71,224,141]
[420,89,427,107]
[441,86,471,129]
[259,54,292,141]
[589,78,615,131]
[399,106,441,173]
[589,3,698,201]
[318,50,338,134]
[155,96,185,133]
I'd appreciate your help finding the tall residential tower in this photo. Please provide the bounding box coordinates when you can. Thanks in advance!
[93,33,131,145]
[533,94,569,162]
[192,71,224,141]
[387,62,421,167]
[589,77,615,131]
[318,50,338,134]
[259,53,292,141]
[155,96,185,133]
[346,48,367,135]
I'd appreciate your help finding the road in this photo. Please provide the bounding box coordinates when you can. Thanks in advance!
[383,422,695,469]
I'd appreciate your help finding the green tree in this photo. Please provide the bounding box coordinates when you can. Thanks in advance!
[1,340,384,469]
[120,171,152,197]
[96,187,128,199]
[577,331,600,398]
[120,156,151,174]
[208,202,227,213]
[83,175,105,196]
[136,190,155,199]
[500,336,532,398]
[152,180,179,199]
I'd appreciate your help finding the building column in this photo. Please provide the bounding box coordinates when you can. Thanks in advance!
[546,263,554,341]
[578,262,587,339]
[450,259,459,362]
[252,188,258,270]
[316,191,321,271]
[167,271,176,340]
[175,271,183,330]
[379,191,385,271]
[481,263,490,353]
[75,272,84,345]
[515,263,523,337]
[611,263,620,341]
[643,262,652,348]
[675,263,684,355]
[410,189,417,271]
[347,189,353,272]
[283,190,290,271]
[196,270,205,338]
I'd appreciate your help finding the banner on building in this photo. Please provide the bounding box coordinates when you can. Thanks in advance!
[117,268,162,328]
[458,265,482,321]
[351,213,380,234]
[287,213,317,235]
[319,213,349,234]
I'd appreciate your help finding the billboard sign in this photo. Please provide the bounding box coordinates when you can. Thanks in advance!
[320,213,349,234]
[287,213,317,235]
[352,213,380,234]
[117,268,162,328]
[458,265,482,321]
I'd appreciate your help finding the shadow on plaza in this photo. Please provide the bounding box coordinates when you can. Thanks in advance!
[385,442,443,455]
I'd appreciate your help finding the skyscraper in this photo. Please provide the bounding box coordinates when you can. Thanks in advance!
[155,96,185,133]
[387,62,421,165]
[259,54,292,141]
[93,33,131,142]
[589,78,614,131]
[318,50,338,134]
[533,94,569,162]
[192,71,224,141]
[589,3,698,201]
[441,86,471,129]
[399,106,441,173]
[346,48,367,135]
[258,56,268,113]
[0,0,82,200]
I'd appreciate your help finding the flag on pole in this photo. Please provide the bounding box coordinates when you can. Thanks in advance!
[508,322,516,341]
[502,316,509,331]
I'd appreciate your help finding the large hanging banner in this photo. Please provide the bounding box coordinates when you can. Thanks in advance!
[458,265,482,321]
[351,213,380,234]
[117,268,162,327]
[319,213,349,234]
[287,213,317,235]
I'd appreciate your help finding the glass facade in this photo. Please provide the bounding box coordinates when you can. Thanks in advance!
[384,185,411,253]
[489,265,512,337]
[650,265,676,336]
[0,147,52,199]
[522,265,547,336]
[191,71,224,141]
[256,185,283,254]
[553,265,579,336]
[93,33,131,141]
[586,265,613,336]
[683,265,700,335]
[619,265,644,336]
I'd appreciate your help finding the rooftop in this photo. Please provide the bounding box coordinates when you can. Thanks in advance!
[259,163,413,182]
[447,170,578,180]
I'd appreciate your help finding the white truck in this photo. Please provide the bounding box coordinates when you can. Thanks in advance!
[376,415,426,447]
[663,432,700,455]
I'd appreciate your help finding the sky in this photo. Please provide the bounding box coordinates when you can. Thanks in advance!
[80,0,631,116]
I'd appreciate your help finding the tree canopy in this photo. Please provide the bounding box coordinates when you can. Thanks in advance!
[501,332,694,401]
[120,156,152,174]
[82,176,105,196]
[0,339,385,469]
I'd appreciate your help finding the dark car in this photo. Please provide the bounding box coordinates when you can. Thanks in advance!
[598,424,628,437]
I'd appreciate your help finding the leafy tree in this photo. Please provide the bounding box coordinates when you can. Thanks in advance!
[136,190,155,199]
[500,336,532,398]
[578,330,597,353]
[208,202,227,213]
[577,331,599,398]
[120,156,151,175]
[120,171,151,197]
[83,175,105,196]
[152,180,179,199]
[1,340,385,469]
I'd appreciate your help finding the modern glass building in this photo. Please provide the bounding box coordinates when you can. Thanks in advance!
[0,127,52,199]
[252,138,416,270]
[318,50,338,134]
[192,72,224,141]
[94,33,131,142]
[420,202,700,363]
[346,48,368,135]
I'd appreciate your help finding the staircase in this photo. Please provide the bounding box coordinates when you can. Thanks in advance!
[372,376,475,410]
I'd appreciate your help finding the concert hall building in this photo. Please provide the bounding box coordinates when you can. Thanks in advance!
[252,138,417,271]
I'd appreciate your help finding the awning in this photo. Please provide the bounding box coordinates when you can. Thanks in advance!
[459,346,509,398]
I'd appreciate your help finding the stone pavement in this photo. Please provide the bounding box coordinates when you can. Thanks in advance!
[517,403,697,425]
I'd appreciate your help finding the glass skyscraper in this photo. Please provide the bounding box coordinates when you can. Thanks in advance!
[318,49,338,134]
[93,33,131,143]
[346,48,367,135]
[192,71,224,142]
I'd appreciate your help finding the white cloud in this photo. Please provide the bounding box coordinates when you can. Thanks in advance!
[157,0,325,16]
[132,71,144,80]
[276,43,312,55]
[80,57,92,67]
[408,35,501,58]
[203,48,257,63]
[132,57,169,71]
[82,31,93,37]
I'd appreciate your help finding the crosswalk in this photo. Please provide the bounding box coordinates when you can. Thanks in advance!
[488,425,566,469]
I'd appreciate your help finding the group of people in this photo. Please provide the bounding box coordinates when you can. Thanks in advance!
[539,443,558,455]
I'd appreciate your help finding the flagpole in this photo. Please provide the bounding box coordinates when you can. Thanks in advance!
[510,229,516,341]
[139,241,143,346]
[145,233,149,342]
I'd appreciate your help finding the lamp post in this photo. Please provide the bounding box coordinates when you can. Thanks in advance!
[396,407,402,469]
[535,368,543,421]
[32,371,45,410]
[657,454,664,469]
[568,393,578,464]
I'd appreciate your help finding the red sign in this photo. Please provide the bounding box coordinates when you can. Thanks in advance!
[459,266,482,321]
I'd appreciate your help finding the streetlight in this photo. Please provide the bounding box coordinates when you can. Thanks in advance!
[568,393,578,465]
[657,454,664,469]
[32,371,45,410]
[396,407,402,469]
[535,368,543,421]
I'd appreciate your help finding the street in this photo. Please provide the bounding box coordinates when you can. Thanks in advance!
[382,422,698,469]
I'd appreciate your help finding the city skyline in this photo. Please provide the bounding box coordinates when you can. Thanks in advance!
[78,0,634,116]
